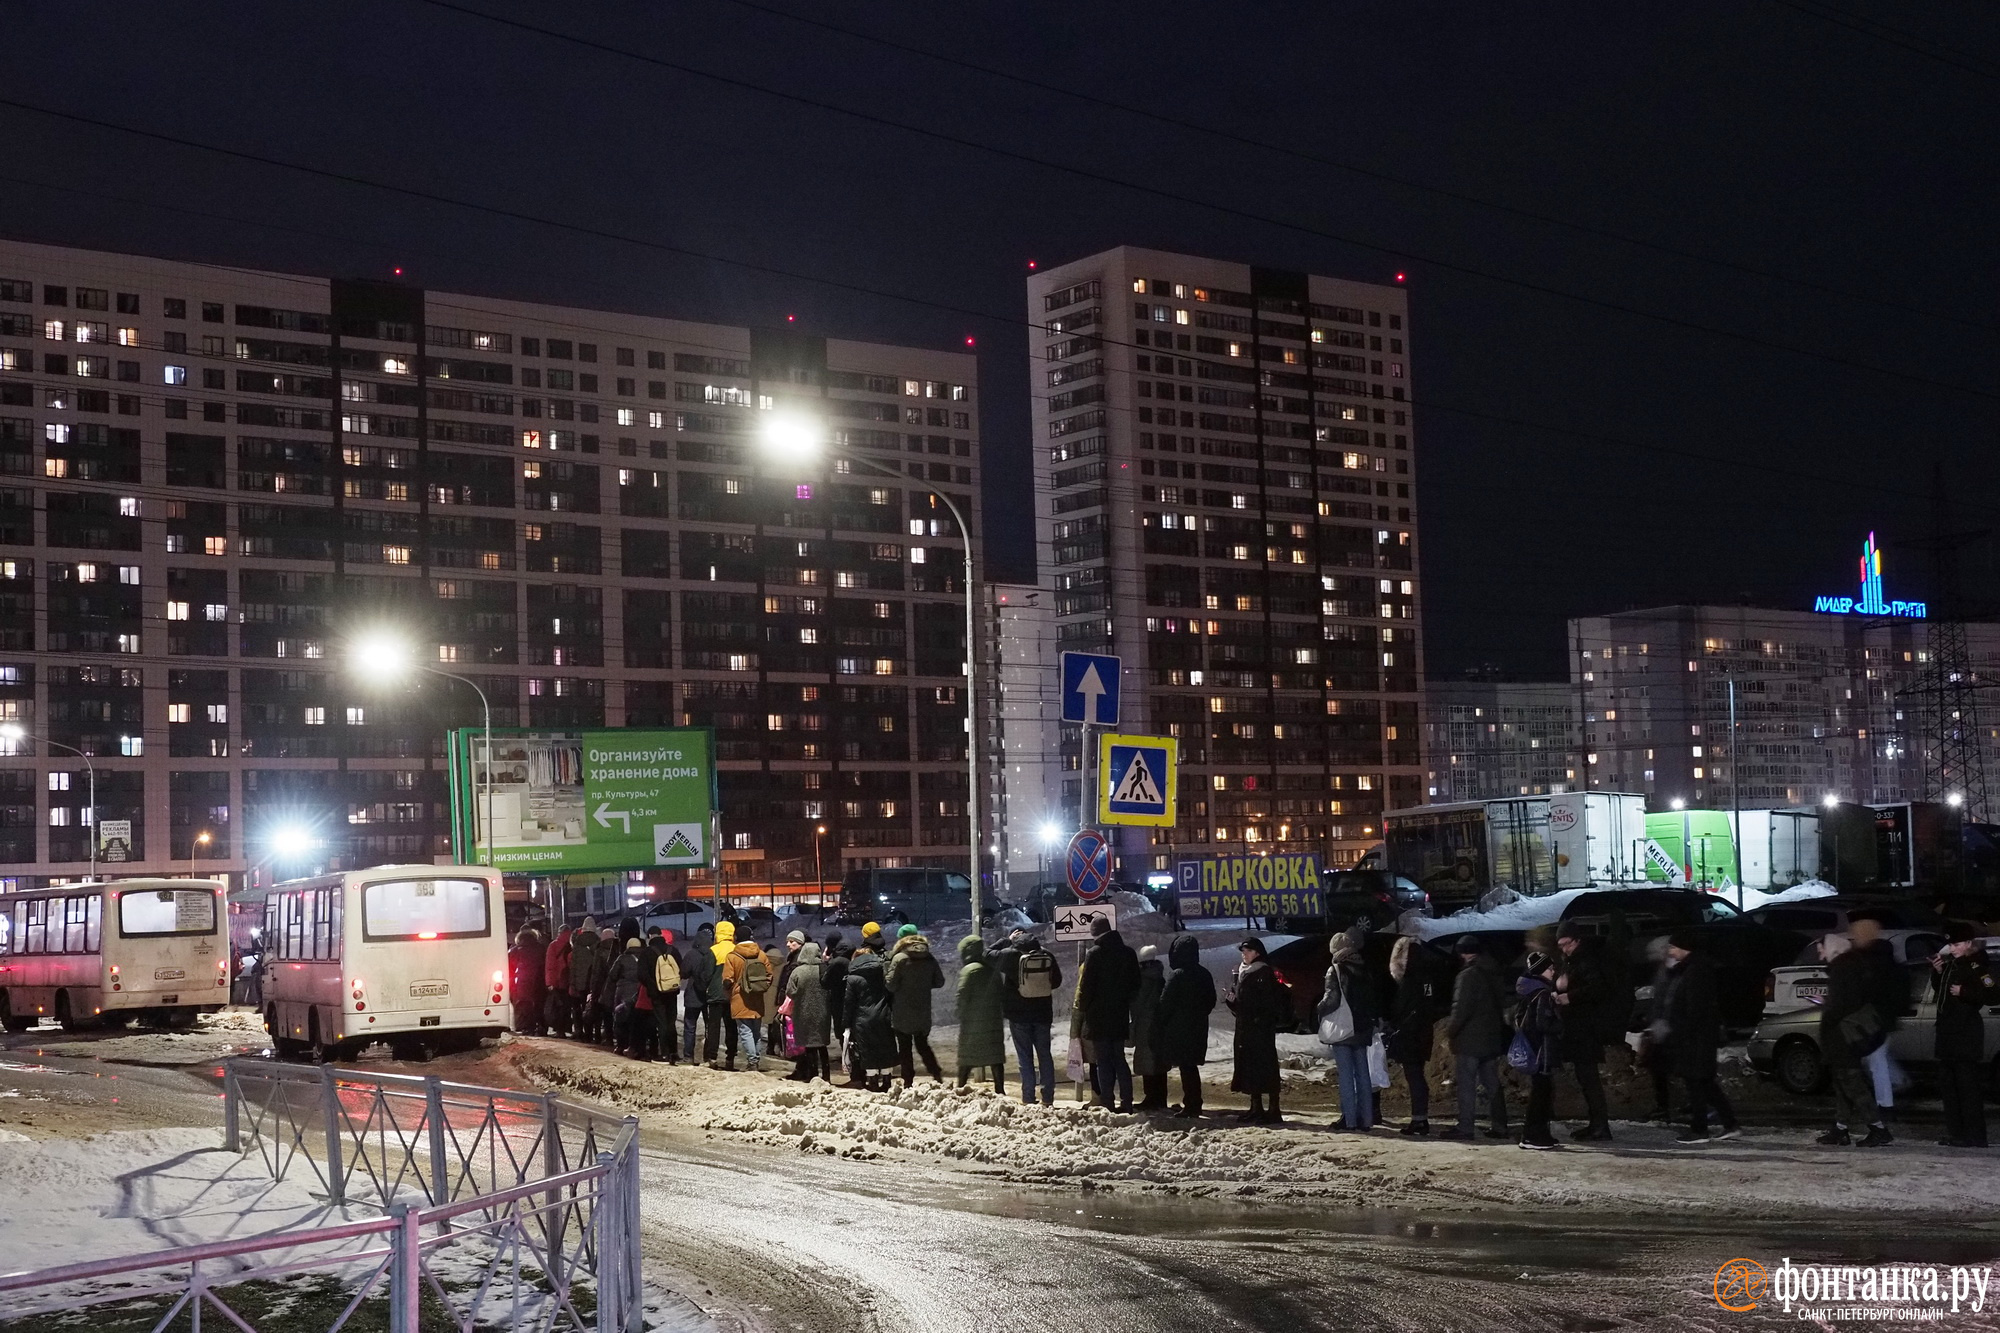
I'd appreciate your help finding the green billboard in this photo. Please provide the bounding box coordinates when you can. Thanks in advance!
[448,727,717,873]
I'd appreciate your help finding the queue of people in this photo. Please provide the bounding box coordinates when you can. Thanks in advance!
[506,911,1994,1149]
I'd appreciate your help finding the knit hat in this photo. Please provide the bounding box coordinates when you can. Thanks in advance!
[1090,915,1113,938]
[1138,944,1158,962]
[896,923,920,938]
[625,937,642,950]
[787,929,807,945]
[862,921,883,939]
[1524,950,1555,976]
[581,916,598,932]
[1453,934,1483,956]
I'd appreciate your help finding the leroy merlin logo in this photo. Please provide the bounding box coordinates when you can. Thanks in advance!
[653,823,705,865]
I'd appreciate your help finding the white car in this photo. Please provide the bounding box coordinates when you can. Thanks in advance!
[1764,928,1946,1012]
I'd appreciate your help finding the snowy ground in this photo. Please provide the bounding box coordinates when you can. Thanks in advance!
[485,1038,2000,1220]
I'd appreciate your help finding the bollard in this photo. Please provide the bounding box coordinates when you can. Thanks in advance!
[319,1064,345,1207]
[222,1064,239,1153]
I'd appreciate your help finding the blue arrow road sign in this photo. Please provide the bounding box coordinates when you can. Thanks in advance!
[1059,651,1121,725]
[1065,829,1111,902]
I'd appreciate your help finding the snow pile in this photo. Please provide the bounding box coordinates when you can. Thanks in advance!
[1730,880,1837,912]
[1408,888,1592,939]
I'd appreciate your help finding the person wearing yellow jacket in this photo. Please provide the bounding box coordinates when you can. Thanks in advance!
[703,920,742,1069]
[722,928,779,1072]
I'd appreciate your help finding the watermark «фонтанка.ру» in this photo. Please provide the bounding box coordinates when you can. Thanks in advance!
[1715,1258,1994,1319]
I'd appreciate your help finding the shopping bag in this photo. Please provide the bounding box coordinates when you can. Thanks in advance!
[1065,1034,1088,1084]
[1367,1034,1391,1089]
[782,1015,804,1059]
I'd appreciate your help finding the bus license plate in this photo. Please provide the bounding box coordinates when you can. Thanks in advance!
[409,981,450,998]
[160,994,179,1004]
[420,1015,441,1027]
[154,968,186,981]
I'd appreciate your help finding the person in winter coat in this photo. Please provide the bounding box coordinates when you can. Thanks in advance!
[821,935,851,1075]
[883,925,945,1086]
[1130,944,1168,1110]
[993,927,1062,1106]
[723,930,778,1071]
[1515,951,1564,1150]
[1227,938,1288,1123]
[1077,917,1142,1110]
[1440,935,1509,1141]
[772,930,806,1056]
[568,921,607,1045]
[604,937,651,1057]
[1151,932,1216,1118]
[783,942,833,1082]
[1658,932,1740,1145]
[955,935,1007,1093]
[703,921,744,1067]
[542,926,574,1037]
[648,929,682,1064]
[1635,935,1675,1121]
[1814,928,1893,1147]
[509,928,546,1037]
[1932,922,1995,1147]
[1553,922,1614,1141]
[1386,935,1446,1135]
[682,923,718,1063]
[843,940,898,1090]
[1320,927,1378,1131]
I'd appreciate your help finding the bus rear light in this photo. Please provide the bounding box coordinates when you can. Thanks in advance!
[417,931,439,940]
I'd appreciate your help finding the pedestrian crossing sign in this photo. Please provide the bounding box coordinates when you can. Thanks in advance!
[1097,733,1177,827]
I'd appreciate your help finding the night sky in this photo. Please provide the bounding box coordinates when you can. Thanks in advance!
[4,1,1995,677]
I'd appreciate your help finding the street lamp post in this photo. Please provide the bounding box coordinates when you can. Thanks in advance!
[0,725,95,881]
[761,414,982,925]
[190,830,211,879]
[348,635,494,867]
[813,822,827,897]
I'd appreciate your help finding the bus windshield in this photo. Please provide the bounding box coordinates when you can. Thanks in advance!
[360,878,490,942]
[118,888,218,938]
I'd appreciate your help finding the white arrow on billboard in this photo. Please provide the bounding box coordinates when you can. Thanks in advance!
[1077,662,1109,723]
[594,803,632,834]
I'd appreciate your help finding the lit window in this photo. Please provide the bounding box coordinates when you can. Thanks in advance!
[383,546,411,565]
[304,707,325,725]
[723,478,742,495]
[116,327,138,346]
[727,654,751,672]
[796,483,812,500]
[347,707,366,725]
[119,735,142,757]
[382,357,409,374]
[119,565,139,584]
[800,628,819,644]
[204,537,227,556]
[48,772,69,792]
[873,658,895,675]
[119,497,139,517]
[909,548,926,564]
[49,807,69,826]
[166,601,189,621]
[616,408,635,426]
[1131,278,1146,293]
[164,365,186,385]
[167,703,191,723]
[45,423,69,445]
[1174,309,1189,325]
[206,704,227,723]
[647,411,664,429]
[44,458,67,478]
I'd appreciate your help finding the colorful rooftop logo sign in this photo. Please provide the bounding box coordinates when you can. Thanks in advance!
[1813,532,1926,618]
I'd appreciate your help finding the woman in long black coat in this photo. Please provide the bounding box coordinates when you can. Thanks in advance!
[842,944,898,1091]
[1226,937,1289,1125]
[1151,933,1217,1117]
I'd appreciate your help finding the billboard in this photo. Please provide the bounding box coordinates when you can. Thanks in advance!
[449,728,717,873]
[1174,853,1323,920]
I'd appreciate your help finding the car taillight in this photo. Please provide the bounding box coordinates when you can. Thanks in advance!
[1763,974,1775,1004]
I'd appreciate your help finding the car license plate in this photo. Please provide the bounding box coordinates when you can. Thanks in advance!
[409,981,450,998]
[160,994,179,1004]
[1795,983,1828,1001]
[420,1015,441,1027]
[154,968,186,981]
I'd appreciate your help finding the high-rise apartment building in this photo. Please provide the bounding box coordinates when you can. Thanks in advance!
[0,239,980,889]
[1571,605,2000,812]
[1026,246,1423,876]
[1423,678,1579,802]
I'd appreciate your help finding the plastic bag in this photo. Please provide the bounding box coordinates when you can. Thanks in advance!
[1367,1034,1391,1090]
[1065,1035,1088,1084]
[782,1015,804,1059]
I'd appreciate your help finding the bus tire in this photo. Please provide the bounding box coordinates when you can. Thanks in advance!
[0,994,33,1033]
[55,991,94,1033]
[267,1006,306,1060]
[161,1008,197,1031]
[307,1013,346,1065]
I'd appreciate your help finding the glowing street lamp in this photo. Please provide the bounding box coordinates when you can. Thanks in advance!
[759,412,981,924]
[0,723,96,881]
[190,829,212,878]
[269,824,317,861]
[349,630,494,867]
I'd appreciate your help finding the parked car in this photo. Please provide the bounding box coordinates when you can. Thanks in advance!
[1746,895,1945,963]
[837,868,1001,927]
[636,899,724,940]
[1746,940,2000,1095]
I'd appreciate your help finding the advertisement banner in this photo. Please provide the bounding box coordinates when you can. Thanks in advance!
[1174,852,1323,920]
[450,727,717,873]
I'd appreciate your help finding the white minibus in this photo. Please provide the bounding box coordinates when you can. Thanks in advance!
[0,879,229,1031]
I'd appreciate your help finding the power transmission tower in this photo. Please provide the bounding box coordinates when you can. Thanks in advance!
[1900,465,1990,820]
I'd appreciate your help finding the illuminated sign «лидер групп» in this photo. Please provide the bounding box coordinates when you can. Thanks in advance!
[1812,532,1925,618]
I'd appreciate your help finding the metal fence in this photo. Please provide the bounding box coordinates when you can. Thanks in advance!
[0,1060,645,1333]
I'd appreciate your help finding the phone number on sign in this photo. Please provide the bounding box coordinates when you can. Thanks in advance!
[1186,891,1321,919]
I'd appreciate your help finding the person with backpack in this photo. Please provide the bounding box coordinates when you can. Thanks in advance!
[884,924,946,1086]
[1440,935,1509,1141]
[648,928,682,1064]
[1513,950,1564,1150]
[723,926,778,1071]
[782,942,832,1082]
[1227,937,1288,1125]
[1130,944,1168,1111]
[1152,932,1216,1118]
[1386,935,1446,1136]
[955,934,1006,1093]
[843,936,898,1090]
[1319,927,1378,1131]
[995,926,1062,1106]
[1078,916,1142,1111]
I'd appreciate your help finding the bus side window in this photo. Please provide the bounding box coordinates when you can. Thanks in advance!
[24,899,44,953]
[263,896,279,956]
[0,901,15,955]
[85,895,100,952]
[64,895,88,953]
[310,888,336,961]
